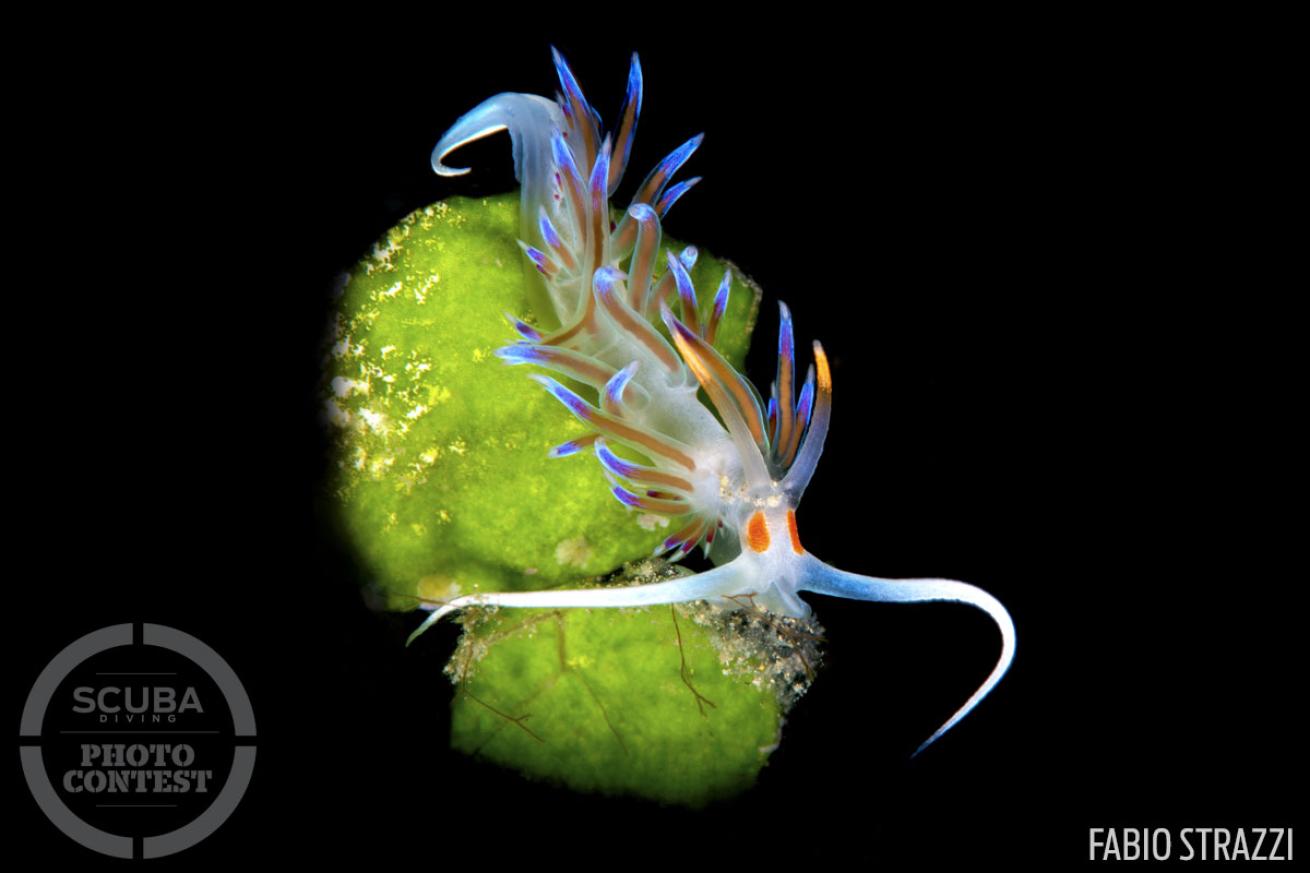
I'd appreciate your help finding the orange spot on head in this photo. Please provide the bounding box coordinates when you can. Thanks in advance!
[786,510,804,554]
[746,511,771,553]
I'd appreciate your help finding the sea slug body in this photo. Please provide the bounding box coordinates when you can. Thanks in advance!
[413,48,1015,756]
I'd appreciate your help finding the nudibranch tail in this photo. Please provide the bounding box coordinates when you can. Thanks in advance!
[419,47,1017,757]
[430,91,564,264]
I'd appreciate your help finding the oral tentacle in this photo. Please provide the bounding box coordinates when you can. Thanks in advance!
[799,561,1016,756]
[407,558,752,645]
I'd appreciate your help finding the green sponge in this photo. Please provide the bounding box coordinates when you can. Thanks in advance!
[323,192,825,805]
[446,560,824,807]
[324,193,759,609]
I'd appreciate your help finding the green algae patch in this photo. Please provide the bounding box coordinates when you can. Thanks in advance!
[323,192,761,610]
[446,559,824,807]
[322,193,791,806]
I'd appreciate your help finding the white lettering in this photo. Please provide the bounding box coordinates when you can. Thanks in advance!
[1123,828,1141,860]
[1268,829,1284,861]
[1232,827,1250,861]
[1090,827,1105,861]
[1215,827,1231,861]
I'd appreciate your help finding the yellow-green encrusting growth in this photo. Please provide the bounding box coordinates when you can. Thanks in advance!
[446,559,824,807]
[324,193,759,610]
[324,192,830,806]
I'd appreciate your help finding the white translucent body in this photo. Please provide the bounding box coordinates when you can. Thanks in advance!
[413,51,1016,756]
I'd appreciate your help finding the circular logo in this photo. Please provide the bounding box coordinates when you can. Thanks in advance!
[19,623,256,859]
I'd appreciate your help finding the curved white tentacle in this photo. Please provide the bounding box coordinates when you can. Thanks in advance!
[799,561,1015,756]
[430,92,566,260]
[419,48,1017,760]
[431,92,563,181]
[407,560,751,646]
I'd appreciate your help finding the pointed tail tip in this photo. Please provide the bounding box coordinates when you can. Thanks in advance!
[433,166,470,178]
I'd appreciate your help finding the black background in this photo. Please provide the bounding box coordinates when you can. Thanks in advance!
[8,14,1299,869]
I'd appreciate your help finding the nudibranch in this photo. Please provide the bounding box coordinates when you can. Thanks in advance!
[411,49,1015,755]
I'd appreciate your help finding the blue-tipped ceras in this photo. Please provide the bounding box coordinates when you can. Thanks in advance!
[411,48,1015,756]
